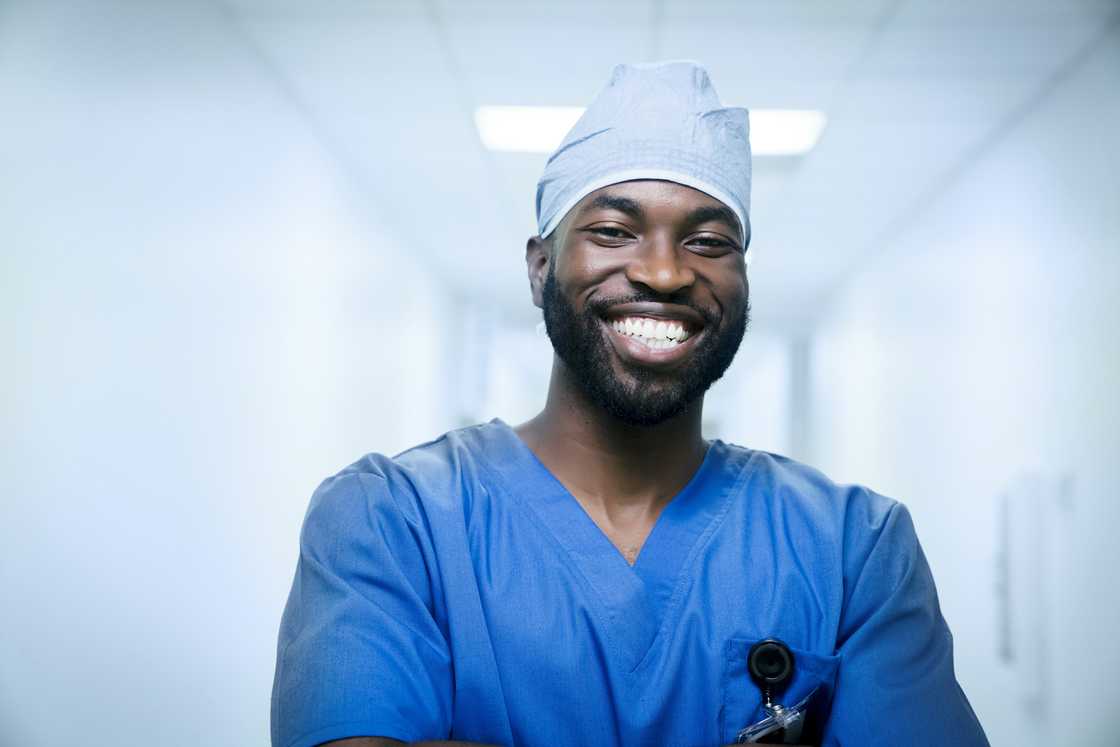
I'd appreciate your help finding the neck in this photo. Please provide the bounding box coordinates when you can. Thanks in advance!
[514,356,709,512]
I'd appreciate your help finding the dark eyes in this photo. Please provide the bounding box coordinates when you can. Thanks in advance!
[586,226,740,255]
[688,236,737,253]
[589,226,631,240]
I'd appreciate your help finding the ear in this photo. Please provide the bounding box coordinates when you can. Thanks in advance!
[525,235,550,309]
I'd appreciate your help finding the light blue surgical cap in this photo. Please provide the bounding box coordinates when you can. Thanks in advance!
[535,60,751,245]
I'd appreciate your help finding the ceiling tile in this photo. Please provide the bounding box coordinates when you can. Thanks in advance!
[836,72,1037,123]
[442,21,653,105]
[892,0,1119,26]
[862,21,1101,75]
[661,0,895,25]
[658,23,871,108]
[433,0,654,25]
[228,0,426,21]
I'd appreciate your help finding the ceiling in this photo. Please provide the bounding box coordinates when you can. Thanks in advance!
[224,0,1116,331]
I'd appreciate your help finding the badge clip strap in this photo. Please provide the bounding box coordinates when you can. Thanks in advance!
[735,686,817,744]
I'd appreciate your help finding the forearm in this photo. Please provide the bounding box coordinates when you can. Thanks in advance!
[322,738,500,746]
[323,739,798,747]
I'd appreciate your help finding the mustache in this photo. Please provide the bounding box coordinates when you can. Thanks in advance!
[585,291,719,327]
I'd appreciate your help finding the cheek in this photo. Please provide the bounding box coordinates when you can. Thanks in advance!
[704,265,749,314]
[556,245,626,291]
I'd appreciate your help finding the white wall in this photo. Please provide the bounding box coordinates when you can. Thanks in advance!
[704,330,794,456]
[0,2,455,745]
[806,27,1120,747]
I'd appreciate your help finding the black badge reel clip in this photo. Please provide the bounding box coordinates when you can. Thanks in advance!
[736,639,817,744]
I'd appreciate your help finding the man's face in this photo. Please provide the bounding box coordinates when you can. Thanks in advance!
[534,179,750,426]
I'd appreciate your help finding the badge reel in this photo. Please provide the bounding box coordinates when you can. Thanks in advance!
[736,639,817,744]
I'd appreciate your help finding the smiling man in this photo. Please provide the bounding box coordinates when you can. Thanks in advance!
[271,62,988,747]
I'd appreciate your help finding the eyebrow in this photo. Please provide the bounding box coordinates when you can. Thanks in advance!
[685,205,740,234]
[585,194,645,219]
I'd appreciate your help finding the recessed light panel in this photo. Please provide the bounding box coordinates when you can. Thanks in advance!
[475,106,826,156]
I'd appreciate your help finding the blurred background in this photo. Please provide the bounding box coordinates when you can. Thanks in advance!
[2,0,1118,744]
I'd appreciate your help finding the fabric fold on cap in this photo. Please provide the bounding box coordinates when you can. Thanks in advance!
[535,61,751,247]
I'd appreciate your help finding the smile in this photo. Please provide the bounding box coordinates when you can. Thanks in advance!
[599,313,705,369]
[608,316,693,350]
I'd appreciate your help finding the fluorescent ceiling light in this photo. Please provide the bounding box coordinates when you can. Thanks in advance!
[474,106,586,153]
[475,106,826,156]
[747,109,827,156]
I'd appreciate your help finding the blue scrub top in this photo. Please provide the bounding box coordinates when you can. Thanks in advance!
[272,420,987,747]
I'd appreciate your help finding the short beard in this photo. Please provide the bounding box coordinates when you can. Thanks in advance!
[541,265,749,427]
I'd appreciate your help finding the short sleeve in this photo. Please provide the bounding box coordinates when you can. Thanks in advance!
[824,497,989,746]
[271,470,452,747]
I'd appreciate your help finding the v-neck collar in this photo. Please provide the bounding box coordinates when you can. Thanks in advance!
[470,419,750,672]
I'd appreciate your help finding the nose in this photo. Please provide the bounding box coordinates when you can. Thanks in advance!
[624,234,696,295]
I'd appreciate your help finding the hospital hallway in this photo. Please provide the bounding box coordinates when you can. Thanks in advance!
[2,1,1118,745]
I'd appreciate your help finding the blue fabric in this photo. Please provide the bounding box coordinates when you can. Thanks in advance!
[272,420,987,747]
[535,61,752,243]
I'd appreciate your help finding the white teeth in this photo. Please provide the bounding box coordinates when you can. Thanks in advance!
[608,316,695,349]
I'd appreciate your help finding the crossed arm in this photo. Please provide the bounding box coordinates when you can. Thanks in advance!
[320,738,791,746]
[323,740,497,746]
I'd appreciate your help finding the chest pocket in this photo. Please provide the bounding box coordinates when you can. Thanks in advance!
[720,638,840,745]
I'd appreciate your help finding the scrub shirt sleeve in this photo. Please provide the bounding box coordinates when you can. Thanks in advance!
[271,470,452,747]
[824,496,988,746]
